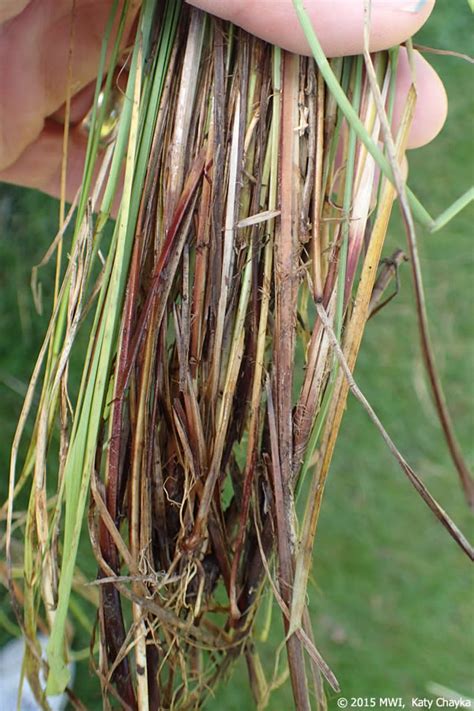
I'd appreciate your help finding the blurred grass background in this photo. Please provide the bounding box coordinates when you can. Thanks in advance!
[0,2,473,709]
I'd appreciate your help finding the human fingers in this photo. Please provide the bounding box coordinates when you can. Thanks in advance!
[0,3,445,199]
[0,0,139,172]
[0,49,446,200]
[186,1,446,148]
[186,0,435,57]
[0,122,90,203]
[394,48,447,149]
[0,0,30,23]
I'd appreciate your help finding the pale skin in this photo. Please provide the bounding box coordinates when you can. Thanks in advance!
[0,0,447,202]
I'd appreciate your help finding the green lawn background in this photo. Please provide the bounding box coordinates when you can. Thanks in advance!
[0,2,472,709]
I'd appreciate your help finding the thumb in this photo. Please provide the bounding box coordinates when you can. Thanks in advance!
[185,0,434,57]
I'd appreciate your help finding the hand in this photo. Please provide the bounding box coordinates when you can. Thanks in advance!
[0,1,139,200]
[0,0,447,202]
[187,0,447,149]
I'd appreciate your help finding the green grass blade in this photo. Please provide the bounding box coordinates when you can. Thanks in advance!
[45,0,183,692]
[293,0,473,233]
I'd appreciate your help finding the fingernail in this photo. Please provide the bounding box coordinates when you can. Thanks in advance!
[375,0,428,12]
[400,0,428,11]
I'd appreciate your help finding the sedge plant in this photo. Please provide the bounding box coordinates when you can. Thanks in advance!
[3,1,473,709]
